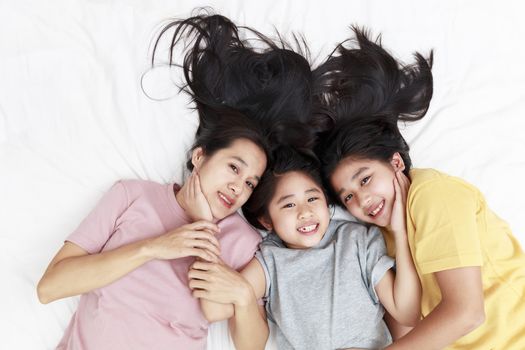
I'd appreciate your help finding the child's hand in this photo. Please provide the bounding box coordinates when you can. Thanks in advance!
[389,170,410,238]
[188,261,255,307]
[182,170,214,222]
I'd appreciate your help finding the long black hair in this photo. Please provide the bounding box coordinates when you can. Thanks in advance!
[151,10,318,153]
[314,27,434,201]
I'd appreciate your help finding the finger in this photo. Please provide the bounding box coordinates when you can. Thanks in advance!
[186,236,220,254]
[188,269,210,281]
[189,221,220,234]
[398,171,410,191]
[188,231,221,249]
[393,175,401,200]
[189,279,208,291]
[192,260,214,271]
[192,289,209,299]
[188,171,196,198]
[396,172,409,201]
[194,171,203,196]
[187,231,221,250]
[188,248,218,263]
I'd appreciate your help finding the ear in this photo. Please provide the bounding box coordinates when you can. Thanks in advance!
[191,147,205,170]
[390,152,406,172]
[258,215,273,231]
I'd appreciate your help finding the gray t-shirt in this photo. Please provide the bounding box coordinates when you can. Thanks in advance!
[255,219,394,350]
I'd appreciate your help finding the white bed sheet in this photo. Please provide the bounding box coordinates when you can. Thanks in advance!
[1,0,524,349]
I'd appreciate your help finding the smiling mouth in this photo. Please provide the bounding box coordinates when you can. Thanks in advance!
[297,223,319,236]
[368,200,384,217]
[218,192,234,209]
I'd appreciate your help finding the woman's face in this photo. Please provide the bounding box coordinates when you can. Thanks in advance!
[262,171,330,249]
[193,138,267,220]
[330,154,403,228]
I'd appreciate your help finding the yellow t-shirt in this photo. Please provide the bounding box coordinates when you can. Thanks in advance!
[382,168,525,349]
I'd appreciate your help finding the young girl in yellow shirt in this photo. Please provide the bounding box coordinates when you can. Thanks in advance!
[317,28,525,349]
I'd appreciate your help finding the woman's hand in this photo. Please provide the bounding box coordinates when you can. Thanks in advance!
[145,221,221,262]
[179,171,214,222]
[389,170,410,238]
[188,260,255,306]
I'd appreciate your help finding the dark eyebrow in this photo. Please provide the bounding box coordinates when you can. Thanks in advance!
[305,188,321,194]
[231,156,261,182]
[231,156,248,167]
[352,167,369,181]
[276,187,320,204]
[336,167,369,197]
[276,194,294,204]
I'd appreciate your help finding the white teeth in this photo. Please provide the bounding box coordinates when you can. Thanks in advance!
[369,201,384,216]
[299,224,317,233]
[219,193,231,205]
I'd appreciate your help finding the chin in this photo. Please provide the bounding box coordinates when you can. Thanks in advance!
[210,206,226,221]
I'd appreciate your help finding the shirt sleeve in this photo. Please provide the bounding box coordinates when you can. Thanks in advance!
[409,177,483,275]
[254,250,271,300]
[363,225,396,304]
[66,181,130,254]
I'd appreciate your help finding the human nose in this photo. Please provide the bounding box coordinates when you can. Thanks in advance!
[228,178,243,196]
[358,191,371,209]
[298,203,314,220]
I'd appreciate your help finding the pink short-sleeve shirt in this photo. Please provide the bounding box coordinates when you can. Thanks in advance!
[57,180,261,350]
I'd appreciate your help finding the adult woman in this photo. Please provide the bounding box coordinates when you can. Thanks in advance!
[37,12,315,350]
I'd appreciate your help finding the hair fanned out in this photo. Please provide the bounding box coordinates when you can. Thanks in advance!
[152,10,318,152]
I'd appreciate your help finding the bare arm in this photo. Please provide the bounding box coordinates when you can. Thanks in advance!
[189,258,269,350]
[37,221,220,304]
[376,171,421,326]
[385,266,485,349]
[229,259,268,350]
[384,312,413,340]
[375,232,421,326]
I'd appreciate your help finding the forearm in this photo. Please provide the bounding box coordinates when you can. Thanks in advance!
[230,297,269,350]
[37,240,153,303]
[199,299,234,322]
[386,299,484,349]
[384,312,413,340]
[392,235,421,325]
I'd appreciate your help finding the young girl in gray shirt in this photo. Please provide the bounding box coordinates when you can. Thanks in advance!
[188,147,421,349]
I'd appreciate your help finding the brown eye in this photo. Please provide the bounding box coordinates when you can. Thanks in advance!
[361,176,370,186]
[344,194,353,203]
[230,164,239,174]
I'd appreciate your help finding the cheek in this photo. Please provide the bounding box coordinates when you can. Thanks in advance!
[235,191,251,208]
[345,201,361,217]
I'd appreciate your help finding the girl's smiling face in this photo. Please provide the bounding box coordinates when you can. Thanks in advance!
[261,171,330,249]
[330,153,404,228]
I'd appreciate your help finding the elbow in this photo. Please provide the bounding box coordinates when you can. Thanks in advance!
[462,307,485,334]
[36,281,51,304]
[396,312,420,328]
[456,305,485,335]
[203,312,229,323]
[403,314,421,328]
[202,306,234,323]
[36,278,57,304]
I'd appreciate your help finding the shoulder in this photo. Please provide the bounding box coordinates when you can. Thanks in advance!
[219,212,262,241]
[408,168,482,220]
[330,219,376,239]
[118,179,165,191]
[409,168,481,202]
[218,213,262,268]
[116,179,169,200]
